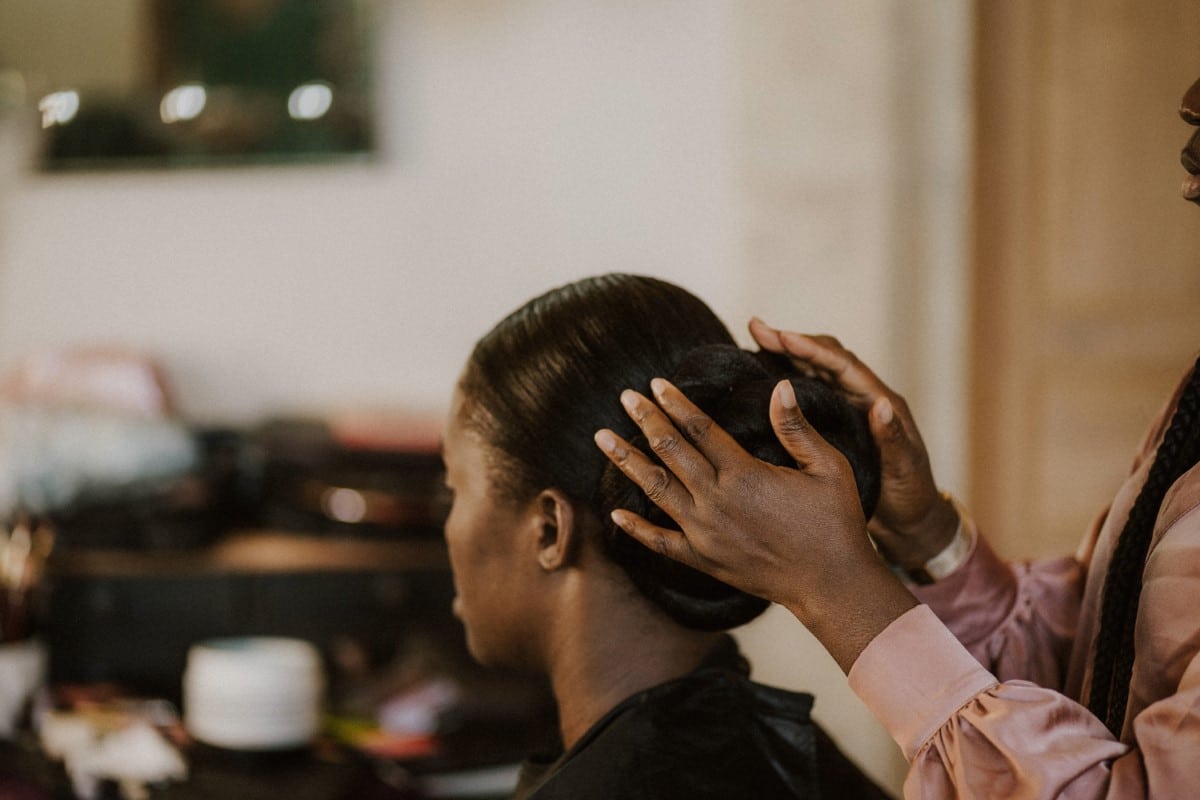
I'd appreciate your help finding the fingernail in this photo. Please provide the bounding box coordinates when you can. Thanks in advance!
[594,429,617,453]
[610,510,630,529]
[650,378,668,398]
[877,397,894,425]
[620,390,639,412]
[778,380,797,409]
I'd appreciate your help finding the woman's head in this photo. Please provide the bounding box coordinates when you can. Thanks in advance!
[456,274,735,505]
[444,274,879,665]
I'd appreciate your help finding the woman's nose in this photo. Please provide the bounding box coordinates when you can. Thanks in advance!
[1180,77,1200,125]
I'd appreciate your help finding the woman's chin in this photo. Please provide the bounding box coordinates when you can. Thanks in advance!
[464,634,498,667]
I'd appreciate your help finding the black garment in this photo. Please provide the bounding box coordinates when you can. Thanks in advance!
[513,637,891,800]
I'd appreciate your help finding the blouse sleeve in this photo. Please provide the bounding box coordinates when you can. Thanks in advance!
[848,605,1200,799]
[908,522,1086,689]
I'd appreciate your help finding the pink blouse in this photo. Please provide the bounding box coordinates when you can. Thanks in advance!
[849,367,1200,799]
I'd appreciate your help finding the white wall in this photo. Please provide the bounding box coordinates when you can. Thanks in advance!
[0,2,971,793]
[0,2,745,422]
[733,3,971,791]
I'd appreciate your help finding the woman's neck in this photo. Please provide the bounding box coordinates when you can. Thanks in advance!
[543,569,722,751]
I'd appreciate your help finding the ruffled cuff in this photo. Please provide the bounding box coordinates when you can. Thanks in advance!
[848,604,999,760]
[911,529,1020,649]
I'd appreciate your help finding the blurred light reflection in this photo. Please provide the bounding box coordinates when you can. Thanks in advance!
[322,487,367,524]
[38,91,80,128]
[287,83,333,121]
[160,84,207,123]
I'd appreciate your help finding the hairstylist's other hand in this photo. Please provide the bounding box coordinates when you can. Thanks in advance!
[749,319,958,570]
[594,378,917,673]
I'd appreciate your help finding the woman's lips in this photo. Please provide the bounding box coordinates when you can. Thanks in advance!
[1183,172,1200,201]
[1180,145,1200,200]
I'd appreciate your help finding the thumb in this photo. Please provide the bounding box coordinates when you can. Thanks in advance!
[869,396,918,478]
[769,379,833,469]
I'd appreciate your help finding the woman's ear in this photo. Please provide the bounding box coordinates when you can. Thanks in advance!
[533,488,580,571]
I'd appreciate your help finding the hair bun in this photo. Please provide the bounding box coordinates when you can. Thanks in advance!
[598,344,880,632]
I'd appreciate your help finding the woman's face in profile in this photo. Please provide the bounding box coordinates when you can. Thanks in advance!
[441,388,540,668]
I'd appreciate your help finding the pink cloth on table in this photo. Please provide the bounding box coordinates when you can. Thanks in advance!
[849,362,1200,799]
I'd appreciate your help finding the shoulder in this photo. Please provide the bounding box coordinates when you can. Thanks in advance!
[523,670,889,800]
[525,670,818,799]
[1158,463,1200,537]
[1136,466,1200,708]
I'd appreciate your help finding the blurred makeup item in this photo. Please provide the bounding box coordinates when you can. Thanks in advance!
[183,637,324,751]
[0,637,46,738]
[0,513,54,643]
[38,698,187,799]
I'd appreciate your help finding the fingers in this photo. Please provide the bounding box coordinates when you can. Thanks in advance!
[870,396,902,446]
[595,426,695,512]
[748,319,893,411]
[868,395,928,479]
[608,509,702,570]
[749,318,832,364]
[647,379,746,470]
[752,319,936,495]
[748,317,786,352]
[769,380,839,471]
[777,333,881,408]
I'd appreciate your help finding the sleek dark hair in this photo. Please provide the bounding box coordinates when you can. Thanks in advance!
[459,274,880,631]
[1088,358,1200,736]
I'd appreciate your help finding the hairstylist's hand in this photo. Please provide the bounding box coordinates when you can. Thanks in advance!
[749,319,958,569]
[594,378,917,672]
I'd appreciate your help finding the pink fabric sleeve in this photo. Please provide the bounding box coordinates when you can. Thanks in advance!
[849,606,1139,799]
[910,521,1084,688]
[847,365,1200,798]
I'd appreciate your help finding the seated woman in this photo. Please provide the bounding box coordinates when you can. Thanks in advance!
[442,273,890,799]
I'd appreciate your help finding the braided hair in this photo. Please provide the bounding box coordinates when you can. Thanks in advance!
[1087,357,1200,736]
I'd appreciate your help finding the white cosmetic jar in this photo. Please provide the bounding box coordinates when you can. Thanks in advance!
[184,637,324,751]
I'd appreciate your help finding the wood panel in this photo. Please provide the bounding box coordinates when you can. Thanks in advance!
[972,1,1200,558]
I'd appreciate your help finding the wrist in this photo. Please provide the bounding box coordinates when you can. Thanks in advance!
[784,558,919,673]
[876,492,960,569]
[883,495,974,585]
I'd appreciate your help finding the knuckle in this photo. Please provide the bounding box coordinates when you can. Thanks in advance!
[651,533,673,558]
[776,413,810,437]
[884,452,917,478]
[642,467,673,501]
[682,414,712,442]
[880,412,906,441]
[650,432,682,459]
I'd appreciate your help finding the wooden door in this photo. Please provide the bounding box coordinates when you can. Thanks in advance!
[972,2,1200,558]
